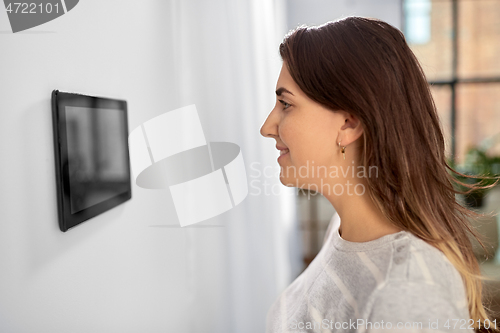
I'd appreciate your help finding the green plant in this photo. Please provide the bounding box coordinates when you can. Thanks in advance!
[446,134,500,208]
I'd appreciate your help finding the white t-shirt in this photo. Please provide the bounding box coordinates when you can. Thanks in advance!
[265,212,473,333]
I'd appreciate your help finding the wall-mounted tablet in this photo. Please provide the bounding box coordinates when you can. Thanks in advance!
[51,90,132,232]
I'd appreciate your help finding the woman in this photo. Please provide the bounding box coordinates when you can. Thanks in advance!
[260,17,500,333]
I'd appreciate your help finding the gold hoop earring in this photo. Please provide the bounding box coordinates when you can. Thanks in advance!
[338,141,346,160]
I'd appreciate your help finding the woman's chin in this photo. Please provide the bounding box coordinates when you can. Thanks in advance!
[279,175,296,187]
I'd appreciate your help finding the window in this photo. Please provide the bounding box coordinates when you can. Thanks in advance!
[403,0,500,164]
[404,0,432,44]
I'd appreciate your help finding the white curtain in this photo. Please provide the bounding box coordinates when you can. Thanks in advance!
[164,0,301,332]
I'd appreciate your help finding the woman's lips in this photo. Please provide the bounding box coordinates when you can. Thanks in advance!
[278,149,289,161]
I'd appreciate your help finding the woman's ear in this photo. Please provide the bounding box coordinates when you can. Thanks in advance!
[339,112,364,146]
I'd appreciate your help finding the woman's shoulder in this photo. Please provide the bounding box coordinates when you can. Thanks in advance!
[365,231,471,323]
[319,213,469,305]
[363,278,472,332]
[323,214,469,309]
[324,213,462,287]
[394,232,461,287]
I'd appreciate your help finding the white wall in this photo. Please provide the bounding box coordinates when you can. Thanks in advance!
[286,0,402,31]
[0,1,295,332]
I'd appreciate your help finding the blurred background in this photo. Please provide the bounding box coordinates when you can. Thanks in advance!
[0,0,499,332]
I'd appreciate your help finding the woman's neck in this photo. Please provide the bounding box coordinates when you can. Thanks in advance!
[323,179,402,242]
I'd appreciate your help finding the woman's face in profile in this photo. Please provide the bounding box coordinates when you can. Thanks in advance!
[260,62,346,187]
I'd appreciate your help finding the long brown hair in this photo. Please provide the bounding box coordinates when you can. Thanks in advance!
[279,16,500,332]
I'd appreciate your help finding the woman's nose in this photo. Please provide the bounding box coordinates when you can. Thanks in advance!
[260,108,278,138]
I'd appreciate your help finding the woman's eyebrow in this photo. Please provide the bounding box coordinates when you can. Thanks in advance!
[275,87,295,97]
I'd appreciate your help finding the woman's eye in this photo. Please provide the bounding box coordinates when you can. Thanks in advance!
[279,100,291,110]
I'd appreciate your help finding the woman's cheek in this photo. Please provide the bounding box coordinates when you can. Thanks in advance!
[278,121,293,148]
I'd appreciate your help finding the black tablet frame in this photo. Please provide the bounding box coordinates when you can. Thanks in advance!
[51,90,132,232]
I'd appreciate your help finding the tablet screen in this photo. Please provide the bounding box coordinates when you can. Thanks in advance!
[65,106,129,214]
[52,90,132,232]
